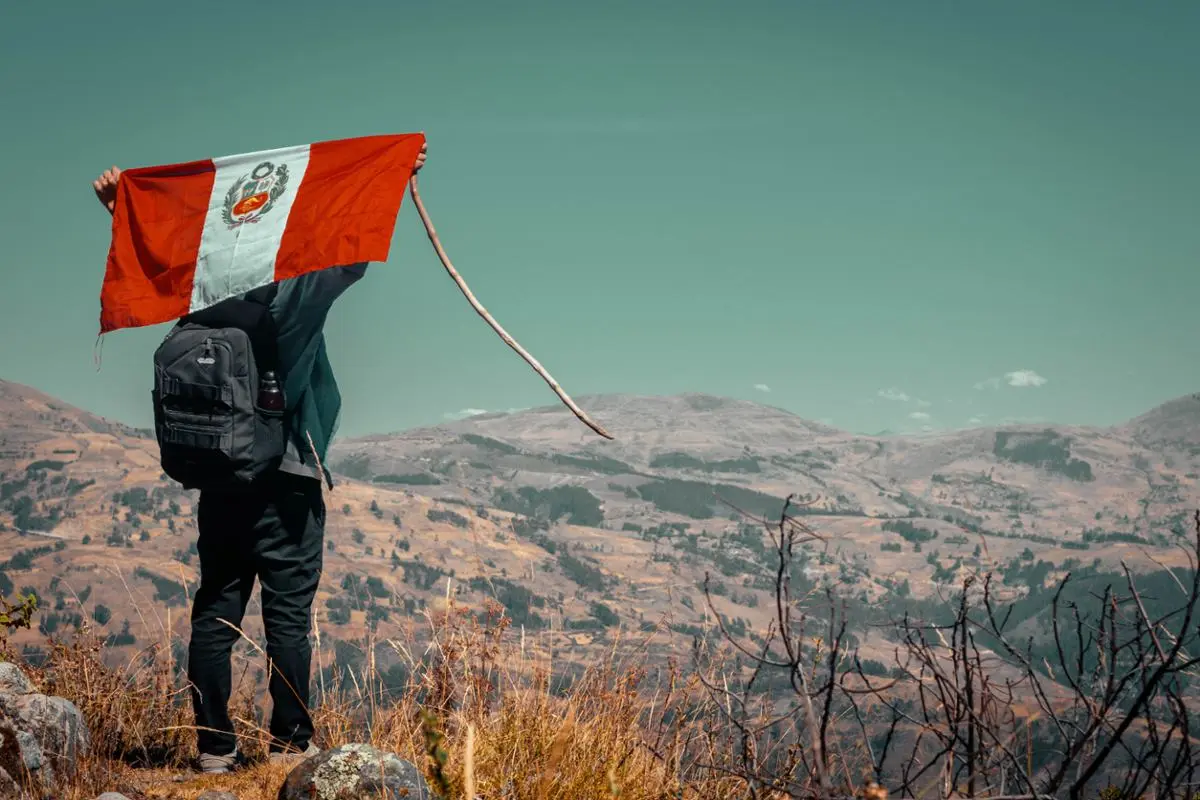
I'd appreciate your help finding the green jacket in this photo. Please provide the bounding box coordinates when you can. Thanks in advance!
[269,262,367,486]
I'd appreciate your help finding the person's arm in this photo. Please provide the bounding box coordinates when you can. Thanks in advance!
[271,263,368,407]
[267,139,426,386]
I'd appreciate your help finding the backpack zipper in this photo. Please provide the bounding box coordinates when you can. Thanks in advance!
[197,338,216,366]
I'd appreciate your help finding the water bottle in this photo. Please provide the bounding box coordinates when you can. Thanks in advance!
[258,371,285,412]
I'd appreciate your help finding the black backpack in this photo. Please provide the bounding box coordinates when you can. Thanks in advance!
[151,285,287,492]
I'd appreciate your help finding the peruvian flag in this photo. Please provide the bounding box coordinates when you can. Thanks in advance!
[98,133,426,333]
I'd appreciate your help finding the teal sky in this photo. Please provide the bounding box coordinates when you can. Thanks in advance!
[2,1,1197,437]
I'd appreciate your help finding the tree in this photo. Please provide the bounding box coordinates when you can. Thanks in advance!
[591,602,619,627]
[105,619,136,647]
[92,604,112,625]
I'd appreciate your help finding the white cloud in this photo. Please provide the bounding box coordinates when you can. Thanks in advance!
[753,383,772,393]
[915,398,932,408]
[1005,369,1047,388]
[967,416,984,425]
[877,387,910,402]
[909,411,931,421]
[974,370,1048,390]
[443,408,488,420]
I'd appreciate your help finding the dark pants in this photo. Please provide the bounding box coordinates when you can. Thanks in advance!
[188,472,325,756]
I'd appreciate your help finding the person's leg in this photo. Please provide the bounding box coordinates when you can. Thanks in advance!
[188,489,261,759]
[254,473,325,753]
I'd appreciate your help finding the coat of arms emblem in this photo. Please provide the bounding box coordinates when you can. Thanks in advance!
[222,161,290,229]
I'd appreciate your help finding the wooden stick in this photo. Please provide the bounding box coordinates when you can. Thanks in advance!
[408,174,614,440]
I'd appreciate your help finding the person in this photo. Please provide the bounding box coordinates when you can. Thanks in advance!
[91,142,426,772]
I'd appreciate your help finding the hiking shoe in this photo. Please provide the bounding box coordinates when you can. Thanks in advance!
[198,749,240,774]
[268,742,320,766]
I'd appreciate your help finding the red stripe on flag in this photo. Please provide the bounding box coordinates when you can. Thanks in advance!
[99,159,215,333]
[274,133,425,282]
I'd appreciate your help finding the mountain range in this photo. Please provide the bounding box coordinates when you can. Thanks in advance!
[0,379,1196,669]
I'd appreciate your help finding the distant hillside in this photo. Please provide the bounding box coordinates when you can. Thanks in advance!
[331,390,1198,546]
[0,379,1196,675]
[1124,392,1200,451]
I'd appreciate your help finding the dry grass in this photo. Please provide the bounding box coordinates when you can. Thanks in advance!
[10,519,1196,800]
[10,567,1196,798]
[10,595,773,800]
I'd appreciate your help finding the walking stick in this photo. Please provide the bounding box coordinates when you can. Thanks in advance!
[408,174,614,440]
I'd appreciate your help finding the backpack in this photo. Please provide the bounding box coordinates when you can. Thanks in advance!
[151,284,287,492]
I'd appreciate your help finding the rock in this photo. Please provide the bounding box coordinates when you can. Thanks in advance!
[277,744,431,800]
[0,663,34,697]
[196,792,239,800]
[95,794,134,800]
[11,693,88,766]
[0,661,90,793]
[15,729,43,773]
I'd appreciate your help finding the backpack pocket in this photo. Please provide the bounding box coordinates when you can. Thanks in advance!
[159,380,234,441]
[252,403,287,471]
[154,380,238,487]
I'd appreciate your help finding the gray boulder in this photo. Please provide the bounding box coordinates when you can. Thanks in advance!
[196,792,239,800]
[9,693,88,765]
[0,661,89,793]
[277,744,431,800]
[15,729,43,774]
[95,794,133,800]
[0,663,34,696]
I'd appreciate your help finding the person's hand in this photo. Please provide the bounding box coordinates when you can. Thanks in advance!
[413,142,427,173]
[92,166,122,215]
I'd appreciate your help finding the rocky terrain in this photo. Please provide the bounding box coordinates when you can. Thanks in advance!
[0,378,1196,673]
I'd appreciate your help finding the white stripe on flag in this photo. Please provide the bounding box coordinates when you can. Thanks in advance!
[190,144,312,313]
